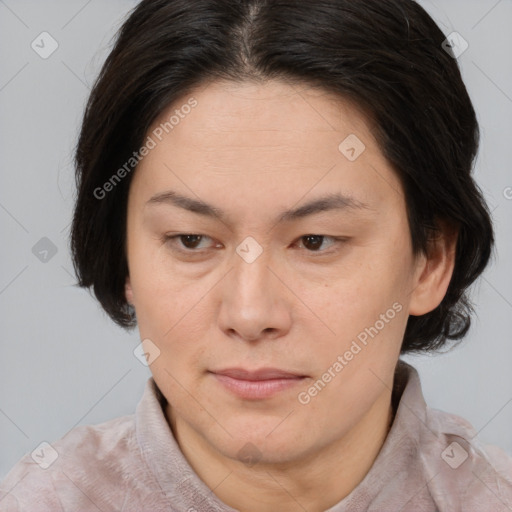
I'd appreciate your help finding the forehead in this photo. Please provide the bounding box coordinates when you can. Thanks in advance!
[179,79,366,129]
[151,80,371,151]
[132,80,404,215]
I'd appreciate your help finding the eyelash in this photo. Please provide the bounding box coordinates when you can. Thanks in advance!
[162,234,347,256]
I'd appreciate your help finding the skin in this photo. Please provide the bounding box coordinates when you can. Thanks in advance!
[125,79,457,512]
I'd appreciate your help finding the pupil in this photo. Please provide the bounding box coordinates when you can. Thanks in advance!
[182,235,202,248]
[304,235,323,251]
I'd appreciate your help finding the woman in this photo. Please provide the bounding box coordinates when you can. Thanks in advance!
[1,0,511,510]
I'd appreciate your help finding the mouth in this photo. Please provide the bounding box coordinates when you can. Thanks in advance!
[209,367,308,400]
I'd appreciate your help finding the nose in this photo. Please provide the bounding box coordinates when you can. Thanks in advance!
[217,249,292,343]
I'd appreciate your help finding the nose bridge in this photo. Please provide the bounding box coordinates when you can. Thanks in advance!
[217,241,292,341]
[230,245,275,306]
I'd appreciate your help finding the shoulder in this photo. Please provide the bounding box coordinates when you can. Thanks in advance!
[387,361,512,511]
[0,414,160,511]
[420,406,512,511]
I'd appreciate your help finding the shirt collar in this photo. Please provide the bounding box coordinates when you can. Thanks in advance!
[327,359,427,511]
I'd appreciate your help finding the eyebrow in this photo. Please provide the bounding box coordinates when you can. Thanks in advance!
[145,190,372,224]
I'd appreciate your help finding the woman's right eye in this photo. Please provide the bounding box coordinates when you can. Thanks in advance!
[163,234,216,251]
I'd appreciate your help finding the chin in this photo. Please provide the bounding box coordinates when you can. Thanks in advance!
[206,419,310,466]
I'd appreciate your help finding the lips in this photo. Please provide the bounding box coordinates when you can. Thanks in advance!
[210,367,307,400]
[212,367,305,381]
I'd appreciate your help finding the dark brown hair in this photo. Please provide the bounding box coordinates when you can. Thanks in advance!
[71,0,494,353]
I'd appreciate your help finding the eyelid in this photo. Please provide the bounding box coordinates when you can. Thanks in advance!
[163,234,217,251]
[294,234,337,250]
[292,235,350,256]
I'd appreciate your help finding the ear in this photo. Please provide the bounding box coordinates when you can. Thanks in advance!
[125,275,134,305]
[408,219,458,316]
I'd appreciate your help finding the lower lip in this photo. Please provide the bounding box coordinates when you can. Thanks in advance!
[212,373,305,400]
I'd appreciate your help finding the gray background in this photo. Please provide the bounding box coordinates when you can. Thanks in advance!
[1,0,511,480]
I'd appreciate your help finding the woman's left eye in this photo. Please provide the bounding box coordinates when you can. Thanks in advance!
[295,235,340,252]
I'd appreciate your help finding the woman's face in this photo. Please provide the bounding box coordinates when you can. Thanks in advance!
[125,79,430,465]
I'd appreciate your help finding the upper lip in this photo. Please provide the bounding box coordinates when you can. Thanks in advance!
[212,368,306,381]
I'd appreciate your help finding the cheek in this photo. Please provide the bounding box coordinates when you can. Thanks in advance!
[128,244,218,366]
[296,243,411,362]
[135,279,208,343]
[302,258,403,331]
[129,238,189,310]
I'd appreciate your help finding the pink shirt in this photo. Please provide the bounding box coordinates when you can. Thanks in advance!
[1,360,511,511]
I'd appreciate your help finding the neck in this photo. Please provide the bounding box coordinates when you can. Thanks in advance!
[168,389,394,512]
